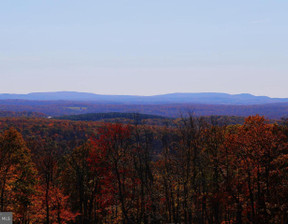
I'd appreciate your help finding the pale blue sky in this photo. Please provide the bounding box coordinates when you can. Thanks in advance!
[1,0,287,97]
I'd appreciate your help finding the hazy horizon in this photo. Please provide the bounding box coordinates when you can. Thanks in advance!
[0,90,287,99]
[1,1,287,97]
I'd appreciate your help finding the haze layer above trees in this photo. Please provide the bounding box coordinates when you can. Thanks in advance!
[1,91,288,104]
[1,92,288,119]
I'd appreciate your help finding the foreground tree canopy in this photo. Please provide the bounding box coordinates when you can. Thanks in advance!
[0,115,288,223]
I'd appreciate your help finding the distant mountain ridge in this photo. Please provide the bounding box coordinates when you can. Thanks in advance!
[0,91,288,105]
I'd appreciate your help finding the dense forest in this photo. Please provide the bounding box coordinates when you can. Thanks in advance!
[1,115,288,223]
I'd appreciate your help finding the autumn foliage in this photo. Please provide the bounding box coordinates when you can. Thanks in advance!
[1,115,288,223]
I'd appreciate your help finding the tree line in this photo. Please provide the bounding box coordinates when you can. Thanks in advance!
[1,115,288,223]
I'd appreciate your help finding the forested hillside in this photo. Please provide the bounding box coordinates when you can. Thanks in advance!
[56,112,169,121]
[1,100,288,118]
[1,115,288,223]
[0,111,45,118]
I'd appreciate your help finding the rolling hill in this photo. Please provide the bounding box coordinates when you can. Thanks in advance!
[0,92,288,119]
[1,91,288,105]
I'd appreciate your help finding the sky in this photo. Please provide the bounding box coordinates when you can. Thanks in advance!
[0,0,287,97]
